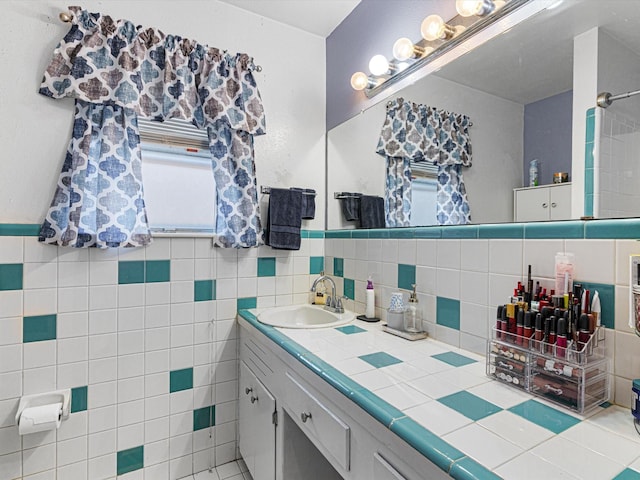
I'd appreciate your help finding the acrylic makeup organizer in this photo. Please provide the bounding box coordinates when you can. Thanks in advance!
[487,326,610,414]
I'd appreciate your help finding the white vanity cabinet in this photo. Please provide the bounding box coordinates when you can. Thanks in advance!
[239,360,276,480]
[238,316,450,480]
[514,183,571,221]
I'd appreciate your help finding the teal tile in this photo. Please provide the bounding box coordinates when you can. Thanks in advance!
[432,351,477,367]
[23,314,56,342]
[577,280,614,328]
[586,106,595,118]
[438,391,502,421]
[585,110,595,143]
[390,417,465,473]
[145,260,170,283]
[524,221,584,239]
[367,229,390,239]
[169,368,193,393]
[613,468,640,480]
[237,297,257,310]
[118,260,144,284]
[436,297,460,330]
[257,257,276,277]
[309,256,324,274]
[397,264,416,290]
[306,230,325,239]
[194,279,215,302]
[509,399,580,433]
[71,386,88,413]
[478,223,524,239]
[0,263,23,291]
[585,142,594,169]
[334,257,344,277]
[389,228,414,239]
[584,193,594,217]
[414,226,442,238]
[450,457,502,480]
[351,230,370,239]
[585,218,640,239]
[359,352,402,368]
[584,168,594,195]
[441,226,478,239]
[193,406,212,431]
[344,278,355,300]
[349,388,405,428]
[326,231,351,239]
[0,224,40,236]
[117,445,144,476]
[335,325,366,334]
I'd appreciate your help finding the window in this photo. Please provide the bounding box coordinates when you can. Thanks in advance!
[138,118,216,235]
[410,160,438,226]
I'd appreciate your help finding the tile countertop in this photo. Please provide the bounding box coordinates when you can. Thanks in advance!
[238,309,640,480]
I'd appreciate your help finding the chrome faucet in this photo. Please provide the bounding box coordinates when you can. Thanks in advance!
[310,274,345,314]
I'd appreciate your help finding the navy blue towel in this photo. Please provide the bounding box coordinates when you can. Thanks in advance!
[359,195,385,229]
[291,188,316,219]
[340,193,362,221]
[265,188,302,250]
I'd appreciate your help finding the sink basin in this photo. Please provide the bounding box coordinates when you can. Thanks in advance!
[256,304,356,329]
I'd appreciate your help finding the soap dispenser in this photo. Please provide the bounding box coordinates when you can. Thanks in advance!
[404,284,421,333]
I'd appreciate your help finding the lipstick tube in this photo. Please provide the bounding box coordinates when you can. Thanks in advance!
[496,305,504,339]
[523,311,533,348]
[516,309,524,346]
[556,317,567,358]
[577,313,590,353]
[500,306,508,340]
[534,313,543,349]
[547,315,557,354]
[543,316,551,353]
[506,304,517,343]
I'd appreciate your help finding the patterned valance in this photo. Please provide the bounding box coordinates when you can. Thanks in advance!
[40,6,265,134]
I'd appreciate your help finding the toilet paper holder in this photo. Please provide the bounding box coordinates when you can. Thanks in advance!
[15,389,71,425]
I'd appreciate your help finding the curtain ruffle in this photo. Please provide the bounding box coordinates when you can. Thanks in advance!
[39,6,266,136]
[376,98,471,167]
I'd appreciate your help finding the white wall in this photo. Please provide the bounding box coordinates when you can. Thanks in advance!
[327,75,523,229]
[0,1,326,230]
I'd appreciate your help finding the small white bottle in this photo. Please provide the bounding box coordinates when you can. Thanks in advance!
[365,276,375,319]
[404,284,421,333]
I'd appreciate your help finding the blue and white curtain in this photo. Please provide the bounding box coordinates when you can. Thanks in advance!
[38,6,266,248]
[376,98,472,226]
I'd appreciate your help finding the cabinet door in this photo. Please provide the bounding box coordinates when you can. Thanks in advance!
[373,453,408,480]
[549,184,572,220]
[239,361,276,480]
[515,187,550,221]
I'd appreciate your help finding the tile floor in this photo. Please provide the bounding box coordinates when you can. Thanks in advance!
[180,459,253,480]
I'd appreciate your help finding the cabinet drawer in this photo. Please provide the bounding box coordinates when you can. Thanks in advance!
[285,372,350,471]
[373,453,408,480]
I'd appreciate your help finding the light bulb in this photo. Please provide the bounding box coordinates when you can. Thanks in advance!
[456,0,495,17]
[421,15,446,41]
[369,54,390,76]
[393,38,415,61]
[350,72,369,91]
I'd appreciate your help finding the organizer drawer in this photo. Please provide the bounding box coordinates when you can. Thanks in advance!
[285,372,351,471]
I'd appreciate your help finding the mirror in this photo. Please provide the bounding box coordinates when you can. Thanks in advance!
[327,1,640,229]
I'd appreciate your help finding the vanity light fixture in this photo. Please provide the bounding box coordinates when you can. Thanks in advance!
[349,0,553,98]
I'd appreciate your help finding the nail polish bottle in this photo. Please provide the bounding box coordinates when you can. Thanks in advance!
[534,313,543,346]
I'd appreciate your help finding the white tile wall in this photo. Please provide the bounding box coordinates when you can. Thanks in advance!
[0,234,324,479]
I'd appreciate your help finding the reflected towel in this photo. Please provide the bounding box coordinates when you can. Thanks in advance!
[291,187,316,219]
[339,193,362,221]
[359,195,385,229]
[265,188,302,250]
